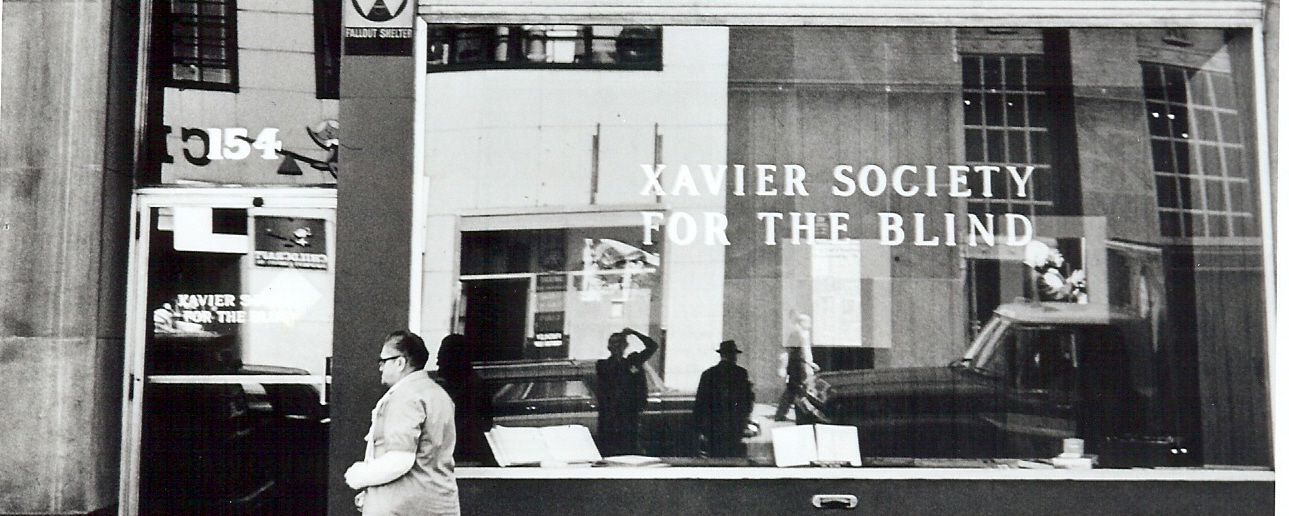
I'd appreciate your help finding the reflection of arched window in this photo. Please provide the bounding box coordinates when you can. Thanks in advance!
[1138,29,1255,237]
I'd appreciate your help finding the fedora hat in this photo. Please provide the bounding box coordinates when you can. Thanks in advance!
[717,340,742,354]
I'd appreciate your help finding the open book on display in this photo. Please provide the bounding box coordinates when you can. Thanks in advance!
[485,424,603,467]
[771,424,862,467]
[601,454,664,467]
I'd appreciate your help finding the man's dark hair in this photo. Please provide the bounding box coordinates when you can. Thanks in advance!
[384,330,429,370]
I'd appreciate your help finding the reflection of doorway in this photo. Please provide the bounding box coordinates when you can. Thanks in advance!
[463,278,530,361]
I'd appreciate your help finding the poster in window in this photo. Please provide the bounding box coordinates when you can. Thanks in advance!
[254,216,329,270]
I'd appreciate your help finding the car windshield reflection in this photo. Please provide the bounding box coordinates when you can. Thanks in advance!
[494,380,593,403]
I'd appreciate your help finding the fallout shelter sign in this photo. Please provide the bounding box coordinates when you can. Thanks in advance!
[343,0,415,56]
[254,217,329,270]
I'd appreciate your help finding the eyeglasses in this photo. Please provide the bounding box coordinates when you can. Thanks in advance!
[377,355,403,365]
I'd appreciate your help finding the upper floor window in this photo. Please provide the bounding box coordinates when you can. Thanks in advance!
[1141,63,1254,237]
[161,0,238,90]
[428,25,662,72]
[961,54,1054,219]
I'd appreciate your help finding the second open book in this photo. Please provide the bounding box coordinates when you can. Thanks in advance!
[771,424,863,467]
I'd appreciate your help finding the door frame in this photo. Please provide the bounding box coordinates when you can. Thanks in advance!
[117,186,337,515]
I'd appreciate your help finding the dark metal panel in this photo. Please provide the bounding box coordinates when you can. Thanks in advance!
[459,478,1273,516]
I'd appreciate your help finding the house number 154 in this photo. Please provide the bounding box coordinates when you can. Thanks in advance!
[169,127,283,166]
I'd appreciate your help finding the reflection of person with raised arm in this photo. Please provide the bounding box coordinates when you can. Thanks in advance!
[595,327,659,455]
[774,312,818,422]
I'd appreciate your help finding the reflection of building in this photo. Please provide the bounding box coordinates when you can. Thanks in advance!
[417,25,1270,467]
[3,1,343,513]
[144,0,342,184]
[420,26,730,389]
[723,27,1269,466]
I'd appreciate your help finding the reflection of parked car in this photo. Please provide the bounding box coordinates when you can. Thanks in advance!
[476,359,698,456]
[140,363,328,515]
[818,302,1195,466]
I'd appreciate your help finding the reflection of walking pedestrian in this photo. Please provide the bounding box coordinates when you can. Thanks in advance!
[694,340,753,458]
[774,313,818,422]
[433,333,494,466]
[596,327,658,456]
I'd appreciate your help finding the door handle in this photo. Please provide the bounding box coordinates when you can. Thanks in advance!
[812,494,858,510]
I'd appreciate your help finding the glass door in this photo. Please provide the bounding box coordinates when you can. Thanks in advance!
[119,188,336,515]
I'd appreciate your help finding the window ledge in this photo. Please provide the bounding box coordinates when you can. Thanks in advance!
[457,466,1272,482]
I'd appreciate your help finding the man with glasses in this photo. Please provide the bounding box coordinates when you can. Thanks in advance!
[345,331,460,515]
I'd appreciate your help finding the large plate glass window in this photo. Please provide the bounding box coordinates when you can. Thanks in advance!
[419,25,1269,471]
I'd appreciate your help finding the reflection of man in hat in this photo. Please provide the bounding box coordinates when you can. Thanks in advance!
[694,340,754,458]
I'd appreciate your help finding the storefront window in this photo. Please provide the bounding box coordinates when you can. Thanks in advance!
[420,26,1269,470]
[456,227,662,363]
